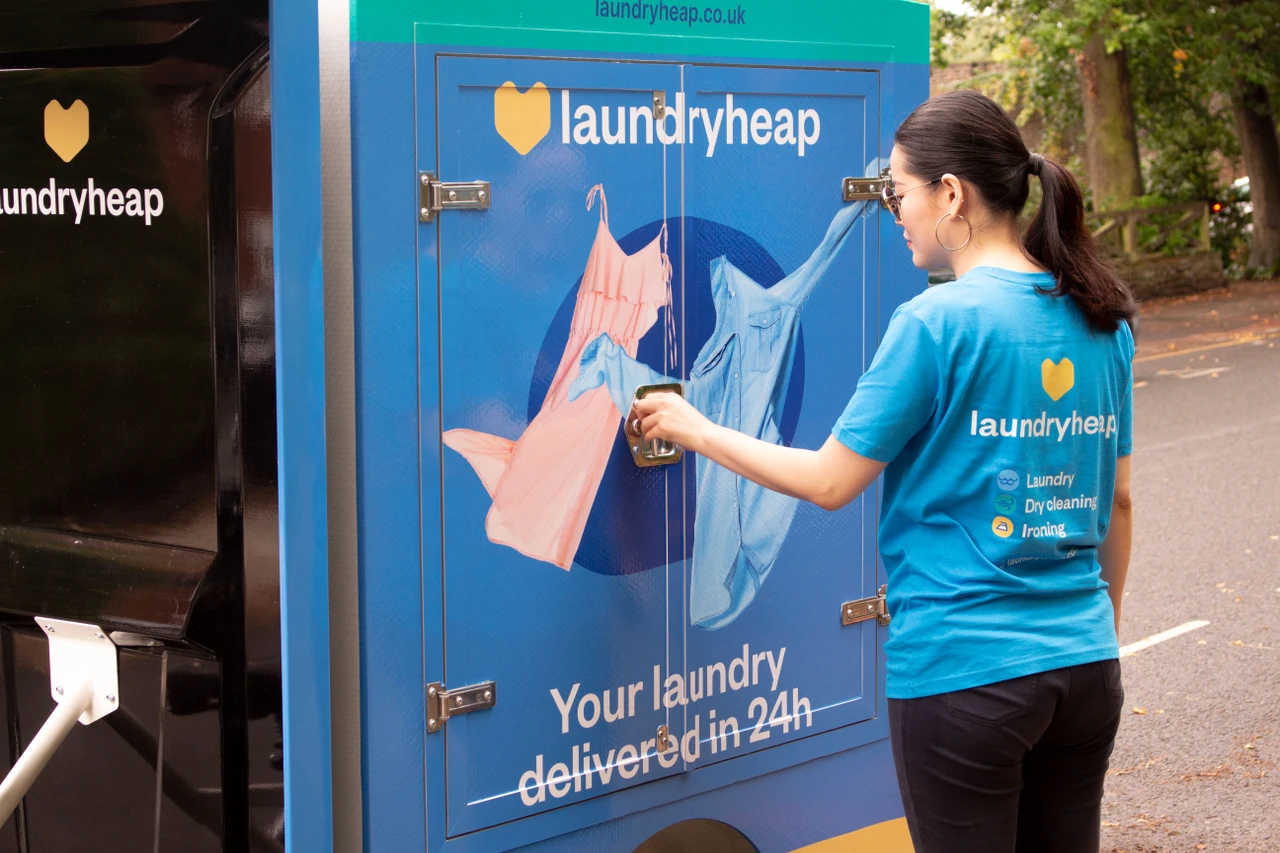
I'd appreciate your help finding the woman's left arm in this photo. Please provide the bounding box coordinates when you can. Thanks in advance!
[634,392,886,511]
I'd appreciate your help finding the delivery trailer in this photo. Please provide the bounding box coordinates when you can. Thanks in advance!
[0,1,930,850]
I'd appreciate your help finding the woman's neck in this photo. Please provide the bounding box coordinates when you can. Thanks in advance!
[949,220,1047,278]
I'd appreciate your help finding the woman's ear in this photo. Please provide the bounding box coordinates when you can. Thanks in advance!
[938,173,965,216]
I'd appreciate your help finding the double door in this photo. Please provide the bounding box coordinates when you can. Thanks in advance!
[423,52,883,837]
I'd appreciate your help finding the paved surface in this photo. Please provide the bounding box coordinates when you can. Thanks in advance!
[1133,279,1280,361]
[1100,280,1280,853]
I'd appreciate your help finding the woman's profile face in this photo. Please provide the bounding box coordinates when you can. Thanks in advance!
[887,145,947,271]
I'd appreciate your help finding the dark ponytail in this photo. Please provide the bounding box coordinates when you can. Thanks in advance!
[894,90,1137,335]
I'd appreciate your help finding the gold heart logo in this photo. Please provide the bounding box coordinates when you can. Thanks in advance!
[45,99,90,163]
[1041,357,1075,401]
[494,82,550,156]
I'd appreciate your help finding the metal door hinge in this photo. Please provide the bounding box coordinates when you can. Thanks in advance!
[419,172,490,223]
[841,585,890,626]
[426,680,496,733]
[842,167,891,204]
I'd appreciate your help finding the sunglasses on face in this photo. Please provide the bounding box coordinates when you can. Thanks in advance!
[881,177,941,223]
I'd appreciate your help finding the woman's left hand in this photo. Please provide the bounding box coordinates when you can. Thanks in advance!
[632,392,715,453]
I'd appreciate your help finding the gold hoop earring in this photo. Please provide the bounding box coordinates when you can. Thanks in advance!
[935,213,972,252]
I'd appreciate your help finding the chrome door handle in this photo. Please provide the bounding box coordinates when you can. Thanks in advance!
[625,383,684,467]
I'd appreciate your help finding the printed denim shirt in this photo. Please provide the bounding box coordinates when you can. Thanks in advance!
[570,197,874,627]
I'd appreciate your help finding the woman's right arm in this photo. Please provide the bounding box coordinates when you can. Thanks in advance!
[1098,454,1133,637]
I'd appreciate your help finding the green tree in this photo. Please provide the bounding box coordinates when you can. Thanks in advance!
[1157,0,1280,270]
[930,3,972,68]
[1079,27,1145,209]
[1123,26,1238,202]
[943,0,1280,268]
[959,0,1148,210]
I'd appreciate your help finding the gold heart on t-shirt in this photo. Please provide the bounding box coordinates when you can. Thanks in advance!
[1041,357,1075,401]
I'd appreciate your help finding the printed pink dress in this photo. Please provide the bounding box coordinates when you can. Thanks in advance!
[443,185,672,569]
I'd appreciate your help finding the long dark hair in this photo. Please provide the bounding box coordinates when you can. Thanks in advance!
[894,89,1137,335]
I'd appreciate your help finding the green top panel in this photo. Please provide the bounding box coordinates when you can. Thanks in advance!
[353,0,930,65]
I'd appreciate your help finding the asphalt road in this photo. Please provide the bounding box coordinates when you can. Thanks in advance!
[1099,285,1280,853]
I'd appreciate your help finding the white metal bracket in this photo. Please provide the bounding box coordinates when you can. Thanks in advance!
[0,618,121,823]
[37,617,120,725]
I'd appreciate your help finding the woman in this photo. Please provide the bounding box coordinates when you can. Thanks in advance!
[633,89,1136,852]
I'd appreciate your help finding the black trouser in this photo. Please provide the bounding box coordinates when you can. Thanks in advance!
[888,659,1124,853]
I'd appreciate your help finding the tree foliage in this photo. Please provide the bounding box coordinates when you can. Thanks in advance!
[933,0,1279,205]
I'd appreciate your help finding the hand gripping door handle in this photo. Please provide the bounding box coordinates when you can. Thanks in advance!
[625,383,684,467]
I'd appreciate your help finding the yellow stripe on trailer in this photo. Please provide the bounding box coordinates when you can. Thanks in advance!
[790,817,914,853]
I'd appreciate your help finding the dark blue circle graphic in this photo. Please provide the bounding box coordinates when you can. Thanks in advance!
[529,217,806,575]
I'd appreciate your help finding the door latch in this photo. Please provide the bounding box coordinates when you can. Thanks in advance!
[842,166,892,206]
[652,91,667,120]
[419,172,491,223]
[625,383,684,467]
[426,680,496,733]
[841,585,890,626]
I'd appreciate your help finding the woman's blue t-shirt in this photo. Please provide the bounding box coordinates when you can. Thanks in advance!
[832,266,1134,700]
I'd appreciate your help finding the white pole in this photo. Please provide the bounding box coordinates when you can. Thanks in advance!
[0,677,94,823]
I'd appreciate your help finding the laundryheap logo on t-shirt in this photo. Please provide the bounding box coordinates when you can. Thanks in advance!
[970,356,1119,441]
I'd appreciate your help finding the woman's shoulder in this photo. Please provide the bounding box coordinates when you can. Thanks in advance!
[900,274,990,321]
[902,269,1104,347]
